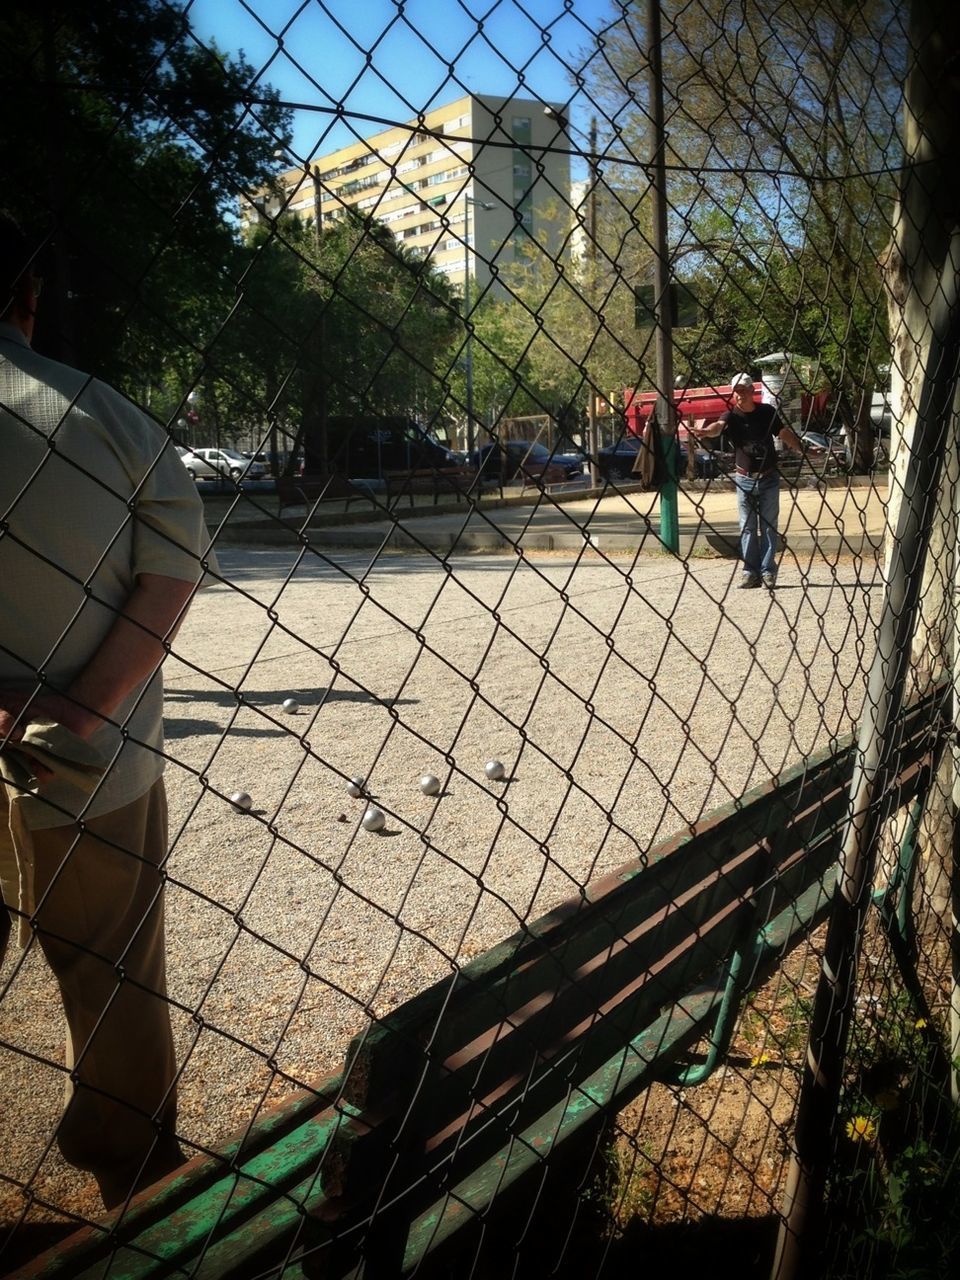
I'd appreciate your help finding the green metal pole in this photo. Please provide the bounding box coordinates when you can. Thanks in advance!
[659,433,679,552]
[647,0,678,553]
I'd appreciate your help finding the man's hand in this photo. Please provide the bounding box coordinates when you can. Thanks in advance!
[1,574,194,758]
[0,690,100,741]
[0,694,71,782]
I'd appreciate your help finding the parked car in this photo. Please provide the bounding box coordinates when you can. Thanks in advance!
[870,390,892,440]
[469,440,584,486]
[308,415,459,479]
[799,431,848,466]
[176,446,268,482]
[597,435,718,482]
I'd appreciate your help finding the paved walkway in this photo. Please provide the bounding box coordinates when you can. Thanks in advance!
[206,477,889,558]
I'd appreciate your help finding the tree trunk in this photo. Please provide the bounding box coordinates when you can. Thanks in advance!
[881,0,960,1091]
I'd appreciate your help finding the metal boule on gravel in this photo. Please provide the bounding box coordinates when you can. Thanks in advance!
[419,773,441,796]
[361,805,386,832]
[346,776,365,799]
[230,790,252,812]
[281,697,299,714]
[484,760,505,781]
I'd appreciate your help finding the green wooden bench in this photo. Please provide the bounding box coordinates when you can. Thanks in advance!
[276,473,376,515]
[383,467,478,506]
[20,685,947,1279]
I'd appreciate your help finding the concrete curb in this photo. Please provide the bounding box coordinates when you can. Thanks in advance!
[204,474,887,558]
[207,518,884,561]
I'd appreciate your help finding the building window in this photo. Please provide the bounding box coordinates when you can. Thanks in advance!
[512,116,532,144]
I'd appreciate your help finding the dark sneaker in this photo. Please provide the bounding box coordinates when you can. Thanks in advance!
[762,573,777,589]
[738,574,761,589]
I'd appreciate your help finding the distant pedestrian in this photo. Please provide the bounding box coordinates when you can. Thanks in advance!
[693,372,814,589]
[0,212,216,1209]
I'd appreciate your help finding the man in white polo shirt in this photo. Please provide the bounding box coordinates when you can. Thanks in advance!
[0,214,216,1209]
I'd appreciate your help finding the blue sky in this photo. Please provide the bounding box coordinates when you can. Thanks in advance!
[183,0,616,162]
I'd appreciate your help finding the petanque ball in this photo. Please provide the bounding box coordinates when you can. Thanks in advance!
[346,775,364,799]
[419,773,441,796]
[281,697,299,714]
[230,790,252,812]
[484,759,506,781]
[361,805,386,833]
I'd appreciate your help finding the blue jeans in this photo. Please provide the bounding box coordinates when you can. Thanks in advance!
[734,473,780,577]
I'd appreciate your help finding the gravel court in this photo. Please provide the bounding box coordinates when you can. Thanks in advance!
[0,543,885,1230]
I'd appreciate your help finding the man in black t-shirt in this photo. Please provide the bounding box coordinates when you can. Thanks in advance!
[693,372,812,589]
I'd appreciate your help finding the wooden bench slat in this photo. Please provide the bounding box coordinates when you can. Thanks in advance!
[333,871,837,1275]
[384,467,477,505]
[21,1084,346,1279]
[320,862,765,1198]
[277,473,375,514]
[400,876,838,1273]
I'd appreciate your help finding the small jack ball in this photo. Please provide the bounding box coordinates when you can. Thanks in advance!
[230,790,252,812]
[484,760,506,782]
[281,698,299,714]
[419,774,441,796]
[361,806,385,832]
[346,776,364,799]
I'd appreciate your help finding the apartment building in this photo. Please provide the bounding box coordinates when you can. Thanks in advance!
[245,93,571,293]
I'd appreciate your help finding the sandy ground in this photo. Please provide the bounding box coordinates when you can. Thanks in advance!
[0,542,884,1246]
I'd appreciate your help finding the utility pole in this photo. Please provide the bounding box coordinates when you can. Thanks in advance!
[647,0,679,552]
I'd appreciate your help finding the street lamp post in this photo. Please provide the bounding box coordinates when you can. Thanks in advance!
[647,0,679,553]
[463,195,495,457]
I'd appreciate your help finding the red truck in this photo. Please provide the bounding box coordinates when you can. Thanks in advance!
[623,381,832,438]
[624,382,757,439]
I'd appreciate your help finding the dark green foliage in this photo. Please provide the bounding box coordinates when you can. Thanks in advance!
[0,0,291,395]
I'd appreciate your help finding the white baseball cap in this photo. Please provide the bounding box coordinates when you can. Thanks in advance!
[730,372,755,389]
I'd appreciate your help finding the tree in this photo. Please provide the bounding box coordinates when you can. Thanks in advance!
[586,0,907,467]
[245,211,462,471]
[474,195,658,446]
[0,0,291,400]
[772,7,960,1269]
[881,0,960,935]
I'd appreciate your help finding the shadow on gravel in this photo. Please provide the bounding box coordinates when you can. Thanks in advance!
[595,1214,779,1279]
[1,1222,77,1277]
[164,687,417,710]
[163,688,417,740]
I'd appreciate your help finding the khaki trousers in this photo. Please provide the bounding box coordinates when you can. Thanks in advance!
[0,779,183,1208]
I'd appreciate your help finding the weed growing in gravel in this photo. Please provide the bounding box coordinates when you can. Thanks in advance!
[822,998,960,1279]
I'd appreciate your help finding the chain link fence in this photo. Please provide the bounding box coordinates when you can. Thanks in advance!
[1,1,958,1277]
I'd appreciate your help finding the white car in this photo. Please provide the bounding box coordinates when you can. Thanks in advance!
[176,446,267,482]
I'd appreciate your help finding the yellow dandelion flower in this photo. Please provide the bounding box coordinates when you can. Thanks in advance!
[750,1052,771,1068]
[914,1018,927,1030]
[845,1115,877,1143]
